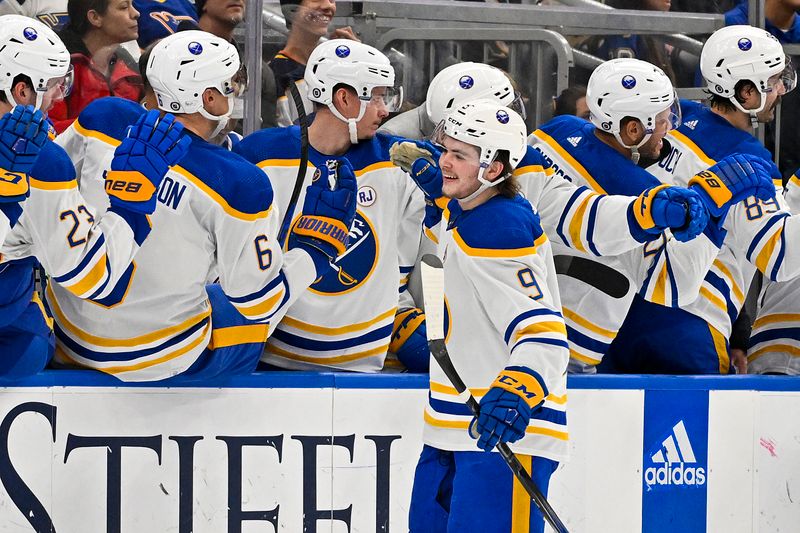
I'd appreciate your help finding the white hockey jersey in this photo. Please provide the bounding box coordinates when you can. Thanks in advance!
[748,174,800,374]
[0,139,150,305]
[424,194,568,462]
[234,127,425,372]
[48,97,318,381]
[528,115,718,371]
[648,100,800,348]
[0,0,68,29]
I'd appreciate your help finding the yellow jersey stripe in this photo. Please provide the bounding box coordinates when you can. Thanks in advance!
[31,292,53,330]
[511,454,532,533]
[562,307,616,338]
[669,130,716,167]
[512,164,546,177]
[752,313,800,329]
[29,178,78,190]
[235,288,285,319]
[709,324,729,374]
[569,348,601,366]
[424,410,569,440]
[257,159,317,169]
[700,286,727,313]
[429,381,567,404]
[748,343,800,362]
[514,321,568,341]
[453,228,546,258]
[47,283,211,348]
[712,259,743,304]
[755,227,783,275]
[266,342,390,364]
[63,254,108,297]
[208,324,270,349]
[355,161,396,176]
[171,166,273,222]
[651,262,668,306]
[424,226,439,244]
[280,307,396,335]
[530,129,607,194]
[73,120,122,147]
[568,194,591,254]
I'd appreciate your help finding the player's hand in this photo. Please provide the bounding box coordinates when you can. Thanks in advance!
[105,110,191,214]
[688,153,778,220]
[469,366,546,452]
[389,308,430,372]
[632,184,710,242]
[329,26,360,42]
[0,105,49,204]
[289,158,357,276]
[730,348,748,374]
[390,140,444,197]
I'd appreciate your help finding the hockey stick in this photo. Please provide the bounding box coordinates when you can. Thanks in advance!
[420,254,569,533]
[278,79,310,246]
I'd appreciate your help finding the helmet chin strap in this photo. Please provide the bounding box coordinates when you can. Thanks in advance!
[328,100,368,144]
[198,95,234,139]
[729,94,766,131]
[456,165,508,206]
[613,131,652,165]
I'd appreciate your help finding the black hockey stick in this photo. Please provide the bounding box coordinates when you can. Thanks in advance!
[277,79,310,246]
[420,254,569,533]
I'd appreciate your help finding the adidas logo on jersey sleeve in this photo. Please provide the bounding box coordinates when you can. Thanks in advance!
[684,120,698,130]
[643,420,706,487]
[567,136,582,147]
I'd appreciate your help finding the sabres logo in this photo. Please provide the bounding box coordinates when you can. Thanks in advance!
[496,110,510,124]
[459,75,474,89]
[188,41,203,55]
[738,37,752,51]
[335,45,351,58]
[303,211,379,295]
[23,27,38,41]
[621,75,637,89]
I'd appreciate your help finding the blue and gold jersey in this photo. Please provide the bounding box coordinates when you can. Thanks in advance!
[235,127,425,372]
[424,194,568,461]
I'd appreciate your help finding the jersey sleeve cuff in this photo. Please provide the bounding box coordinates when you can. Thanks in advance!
[108,205,152,246]
[627,202,660,243]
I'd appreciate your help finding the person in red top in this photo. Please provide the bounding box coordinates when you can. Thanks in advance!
[50,0,143,133]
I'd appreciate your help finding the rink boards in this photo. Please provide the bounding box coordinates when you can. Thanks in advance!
[0,372,797,532]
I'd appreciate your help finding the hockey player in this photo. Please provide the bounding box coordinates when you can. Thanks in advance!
[408,99,567,533]
[607,26,800,374]
[235,39,427,372]
[0,16,191,378]
[44,30,357,382]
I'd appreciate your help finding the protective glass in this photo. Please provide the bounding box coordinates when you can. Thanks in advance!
[508,91,527,121]
[650,95,681,134]
[222,64,249,98]
[362,86,403,112]
[767,59,797,95]
[40,65,74,101]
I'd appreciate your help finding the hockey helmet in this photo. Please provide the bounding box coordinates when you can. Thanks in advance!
[426,62,525,126]
[0,15,72,111]
[586,58,679,162]
[700,25,796,116]
[304,39,402,142]
[432,98,527,203]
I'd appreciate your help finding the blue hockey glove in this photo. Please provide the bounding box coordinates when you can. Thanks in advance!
[289,157,357,276]
[0,105,49,204]
[688,153,778,221]
[631,184,710,242]
[469,366,547,452]
[389,308,430,372]
[390,140,444,200]
[105,110,191,214]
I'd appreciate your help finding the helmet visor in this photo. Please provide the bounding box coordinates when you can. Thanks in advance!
[364,86,404,113]
[508,91,527,121]
[222,64,249,98]
[768,58,797,95]
[41,65,74,102]
[651,94,681,134]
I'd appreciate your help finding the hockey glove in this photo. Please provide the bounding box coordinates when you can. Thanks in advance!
[0,105,49,205]
[631,184,710,242]
[289,158,357,276]
[469,366,546,452]
[688,153,778,221]
[389,308,430,372]
[105,110,191,215]
[390,140,446,228]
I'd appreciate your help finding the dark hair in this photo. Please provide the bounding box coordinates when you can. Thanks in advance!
[67,0,111,36]
[494,150,521,198]
[554,86,587,117]
[0,75,34,104]
[709,79,756,113]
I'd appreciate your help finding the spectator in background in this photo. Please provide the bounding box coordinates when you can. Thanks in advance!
[581,0,676,83]
[271,0,359,126]
[553,85,589,119]
[50,0,143,133]
[196,0,243,39]
[725,0,800,41]
[133,0,197,48]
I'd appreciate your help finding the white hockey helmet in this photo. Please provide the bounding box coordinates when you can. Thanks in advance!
[700,25,796,118]
[304,39,403,143]
[147,30,246,134]
[0,15,72,111]
[433,98,527,204]
[587,58,680,163]
[425,62,525,126]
